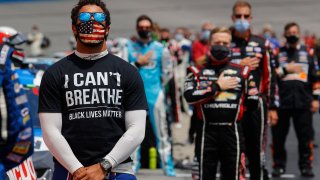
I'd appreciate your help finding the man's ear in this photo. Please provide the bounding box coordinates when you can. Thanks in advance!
[105,26,110,36]
[72,25,77,36]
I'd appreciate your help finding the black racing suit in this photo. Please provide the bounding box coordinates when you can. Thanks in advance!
[230,33,277,180]
[272,44,320,171]
[184,62,259,180]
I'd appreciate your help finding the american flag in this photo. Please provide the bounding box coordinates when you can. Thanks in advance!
[78,21,105,43]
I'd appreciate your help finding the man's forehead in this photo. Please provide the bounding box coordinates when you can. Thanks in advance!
[213,33,231,39]
[234,6,251,14]
[79,4,103,13]
[138,20,151,26]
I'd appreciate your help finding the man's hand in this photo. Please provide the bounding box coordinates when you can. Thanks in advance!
[311,100,319,113]
[268,110,278,126]
[216,73,238,91]
[285,62,303,74]
[85,163,107,180]
[137,51,153,66]
[240,57,260,70]
[73,167,87,180]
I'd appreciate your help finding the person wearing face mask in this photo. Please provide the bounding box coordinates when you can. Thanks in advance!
[38,1,148,180]
[191,22,215,67]
[184,27,259,180]
[271,22,320,177]
[159,28,184,125]
[229,1,278,179]
[126,15,176,176]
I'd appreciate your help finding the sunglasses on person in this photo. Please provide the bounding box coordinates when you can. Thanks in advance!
[234,14,251,19]
[78,12,106,22]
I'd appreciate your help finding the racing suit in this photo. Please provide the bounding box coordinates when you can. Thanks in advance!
[126,40,175,176]
[272,44,320,171]
[0,43,34,178]
[184,62,259,180]
[230,33,277,180]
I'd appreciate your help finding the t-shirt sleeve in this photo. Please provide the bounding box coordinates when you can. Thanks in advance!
[123,66,148,111]
[38,68,62,113]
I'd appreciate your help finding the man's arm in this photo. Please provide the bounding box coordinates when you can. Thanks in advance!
[183,67,238,104]
[183,68,219,104]
[84,110,146,179]
[39,113,84,174]
[104,110,146,167]
[161,47,173,86]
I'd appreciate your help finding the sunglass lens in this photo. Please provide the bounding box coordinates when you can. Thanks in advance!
[79,12,91,22]
[94,13,106,22]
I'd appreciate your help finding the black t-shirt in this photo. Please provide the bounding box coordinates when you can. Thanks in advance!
[38,53,148,166]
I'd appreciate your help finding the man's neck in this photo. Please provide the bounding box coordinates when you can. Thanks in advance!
[234,30,250,40]
[139,37,151,44]
[76,41,107,54]
[288,43,299,49]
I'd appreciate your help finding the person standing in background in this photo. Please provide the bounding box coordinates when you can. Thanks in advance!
[126,15,176,176]
[27,25,44,57]
[229,1,278,179]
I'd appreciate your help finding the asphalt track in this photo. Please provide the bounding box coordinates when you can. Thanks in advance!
[0,0,319,179]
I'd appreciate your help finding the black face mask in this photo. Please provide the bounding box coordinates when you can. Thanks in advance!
[138,30,151,39]
[210,45,230,60]
[161,38,169,42]
[285,35,299,44]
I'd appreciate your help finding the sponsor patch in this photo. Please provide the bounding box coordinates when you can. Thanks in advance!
[204,103,238,109]
[6,153,23,163]
[14,83,21,93]
[246,47,253,52]
[15,95,28,105]
[215,92,237,102]
[249,81,256,87]
[203,69,215,75]
[299,55,308,62]
[0,45,10,64]
[13,142,31,155]
[248,41,259,47]
[199,81,212,89]
[21,107,29,117]
[192,88,211,95]
[232,47,240,52]
[224,69,237,75]
[23,115,31,125]
[18,127,32,140]
[254,47,262,52]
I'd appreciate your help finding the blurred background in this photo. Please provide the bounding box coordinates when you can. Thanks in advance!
[0,0,319,55]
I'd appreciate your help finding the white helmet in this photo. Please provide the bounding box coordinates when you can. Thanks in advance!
[0,26,18,43]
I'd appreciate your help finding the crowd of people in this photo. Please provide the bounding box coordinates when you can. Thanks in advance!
[1,0,320,179]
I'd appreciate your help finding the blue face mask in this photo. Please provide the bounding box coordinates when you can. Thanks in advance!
[200,30,211,41]
[175,33,184,41]
[234,19,250,33]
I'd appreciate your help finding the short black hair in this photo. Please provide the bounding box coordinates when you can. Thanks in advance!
[136,15,153,28]
[284,22,300,33]
[71,0,111,26]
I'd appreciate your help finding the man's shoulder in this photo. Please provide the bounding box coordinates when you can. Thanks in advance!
[44,54,71,74]
[249,34,267,46]
[107,53,138,72]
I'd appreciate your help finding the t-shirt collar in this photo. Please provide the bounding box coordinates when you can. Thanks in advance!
[75,49,109,60]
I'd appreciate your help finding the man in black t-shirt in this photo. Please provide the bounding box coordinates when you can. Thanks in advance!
[38,1,148,180]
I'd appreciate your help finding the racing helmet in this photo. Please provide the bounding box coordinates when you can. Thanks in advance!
[0,26,18,44]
